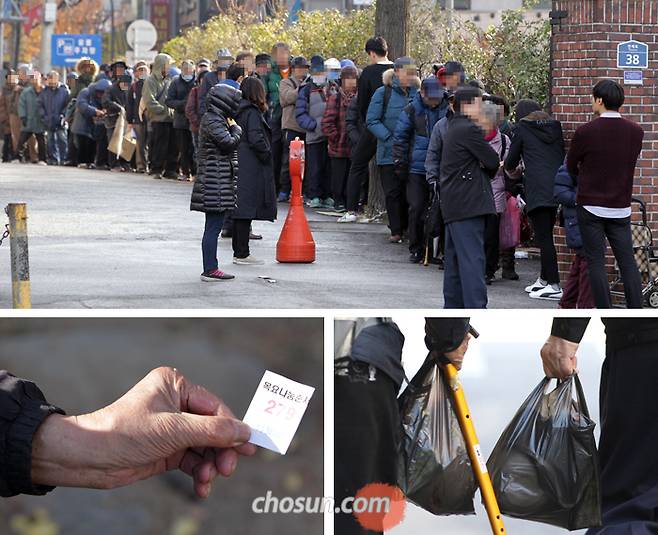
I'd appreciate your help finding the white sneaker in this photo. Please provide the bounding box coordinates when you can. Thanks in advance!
[337,212,357,223]
[529,285,563,301]
[233,255,264,265]
[525,277,547,293]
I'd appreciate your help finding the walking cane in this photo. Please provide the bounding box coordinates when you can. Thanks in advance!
[443,327,506,535]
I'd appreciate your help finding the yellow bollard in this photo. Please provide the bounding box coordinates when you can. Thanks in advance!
[6,203,31,309]
[444,361,506,535]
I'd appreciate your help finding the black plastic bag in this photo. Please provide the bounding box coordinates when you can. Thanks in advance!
[424,188,442,239]
[487,375,602,530]
[398,358,477,515]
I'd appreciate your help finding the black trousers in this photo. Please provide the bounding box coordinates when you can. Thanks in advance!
[484,213,501,277]
[94,126,108,167]
[305,141,331,200]
[280,129,305,195]
[345,129,376,212]
[331,157,351,207]
[66,128,77,165]
[586,327,658,534]
[380,165,407,236]
[577,206,643,309]
[232,218,251,259]
[528,206,560,285]
[407,173,429,254]
[271,116,283,192]
[2,133,15,161]
[149,121,177,175]
[334,365,400,535]
[18,131,47,162]
[75,134,96,165]
[175,128,194,176]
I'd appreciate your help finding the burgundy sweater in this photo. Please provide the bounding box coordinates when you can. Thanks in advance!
[567,116,644,208]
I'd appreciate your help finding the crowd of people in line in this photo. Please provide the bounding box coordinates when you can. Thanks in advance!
[0,35,645,308]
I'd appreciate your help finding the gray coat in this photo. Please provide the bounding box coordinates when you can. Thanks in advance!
[295,82,328,145]
[425,115,451,183]
[18,86,46,134]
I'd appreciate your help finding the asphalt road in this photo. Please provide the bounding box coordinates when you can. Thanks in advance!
[0,162,554,309]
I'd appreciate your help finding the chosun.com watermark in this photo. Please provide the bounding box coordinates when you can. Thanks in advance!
[252,483,407,531]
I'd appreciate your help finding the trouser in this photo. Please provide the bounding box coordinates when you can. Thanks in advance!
[9,114,21,153]
[2,133,15,161]
[106,127,130,169]
[559,252,594,309]
[175,128,194,176]
[75,134,96,165]
[334,361,400,535]
[484,213,501,277]
[135,122,147,171]
[528,206,559,285]
[271,116,283,192]
[380,165,407,237]
[407,172,429,254]
[66,128,77,165]
[191,131,199,172]
[586,325,658,534]
[330,157,351,207]
[501,247,516,273]
[18,131,46,162]
[443,215,488,309]
[577,206,643,309]
[232,218,252,259]
[46,128,68,164]
[280,129,305,195]
[305,141,331,200]
[345,129,376,212]
[201,211,226,272]
[94,126,108,167]
[149,121,177,175]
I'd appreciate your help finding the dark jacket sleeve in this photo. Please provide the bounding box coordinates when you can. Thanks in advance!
[392,105,413,172]
[199,75,213,116]
[165,78,187,113]
[504,127,523,171]
[185,88,199,130]
[550,318,591,343]
[102,86,123,115]
[424,318,470,354]
[0,371,65,497]
[245,109,270,163]
[553,164,577,207]
[205,114,241,153]
[466,123,500,176]
[345,96,362,147]
[295,84,316,132]
[425,120,444,183]
[566,127,583,177]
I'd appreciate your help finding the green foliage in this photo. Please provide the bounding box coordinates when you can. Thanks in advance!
[163,2,551,107]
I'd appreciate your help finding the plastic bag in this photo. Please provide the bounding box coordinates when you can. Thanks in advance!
[487,375,602,530]
[398,359,476,515]
[499,194,521,250]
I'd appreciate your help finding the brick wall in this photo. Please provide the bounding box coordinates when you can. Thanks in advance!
[550,0,658,284]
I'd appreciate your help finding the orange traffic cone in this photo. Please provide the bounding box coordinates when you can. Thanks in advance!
[276,137,316,263]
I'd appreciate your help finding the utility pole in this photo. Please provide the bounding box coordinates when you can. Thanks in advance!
[40,0,57,72]
[110,0,115,60]
[0,0,5,75]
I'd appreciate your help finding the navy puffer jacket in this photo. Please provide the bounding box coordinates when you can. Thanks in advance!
[554,163,582,249]
[190,84,242,213]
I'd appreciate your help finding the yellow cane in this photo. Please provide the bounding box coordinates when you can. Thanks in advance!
[443,343,506,534]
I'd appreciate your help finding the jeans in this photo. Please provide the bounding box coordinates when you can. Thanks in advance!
[380,165,407,237]
[528,206,559,285]
[577,206,643,308]
[201,211,226,273]
[345,129,375,212]
[232,218,251,259]
[47,128,68,164]
[407,173,429,254]
[443,216,488,309]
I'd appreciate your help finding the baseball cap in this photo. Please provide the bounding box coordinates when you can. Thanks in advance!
[291,56,310,69]
[255,53,272,65]
[310,55,326,74]
[421,76,444,99]
[394,56,416,70]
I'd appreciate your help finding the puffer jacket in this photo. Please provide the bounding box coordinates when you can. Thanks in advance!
[142,53,174,123]
[321,88,356,159]
[18,86,46,134]
[38,83,70,131]
[554,163,582,249]
[190,84,242,213]
[279,75,305,133]
[486,129,511,214]
[392,91,447,176]
[295,81,329,145]
[166,74,195,130]
[366,69,420,166]
[71,87,99,138]
[0,370,65,498]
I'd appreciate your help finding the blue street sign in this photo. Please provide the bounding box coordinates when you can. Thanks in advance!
[617,40,648,69]
[624,70,643,85]
[51,34,102,67]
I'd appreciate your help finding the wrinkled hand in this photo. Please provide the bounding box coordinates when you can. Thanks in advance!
[540,335,579,380]
[444,333,471,370]
[32,367,256,498]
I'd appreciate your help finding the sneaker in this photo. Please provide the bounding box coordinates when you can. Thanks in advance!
[321,197,335,209]
[36,161,48,166]
[502,269,520,281]
[233,255,264,265]
[389,234,403,244]
[278,192,289,203]
[249,232,263,240]
[221,229,232,238]
[409,252,422,264]
[307,197,322,208]
[337,212,357,223]
[335,203,346,213]
[529,285,563,301]
[200,269,235,282]
[161,171,179,180]
[485,274,495,285]
[525,277,547,293]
